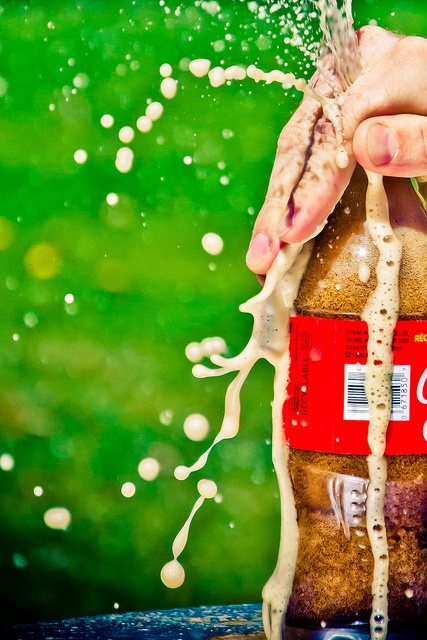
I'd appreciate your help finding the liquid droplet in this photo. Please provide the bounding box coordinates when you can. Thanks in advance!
[201,232,224,256]
[183,414,210,441]
[197,479,217,499]
[160,560,185,588]
[138,457,161,481]
[174,465,189,481]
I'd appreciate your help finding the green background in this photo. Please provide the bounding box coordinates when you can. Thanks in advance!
[0,0,426,625]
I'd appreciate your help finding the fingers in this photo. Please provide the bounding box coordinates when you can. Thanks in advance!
[246,56,352,274]
[353,115,427,177]
[280,25,401,247]
[280,117,356,245]
[246,96,323,273]
[246,102,355,274]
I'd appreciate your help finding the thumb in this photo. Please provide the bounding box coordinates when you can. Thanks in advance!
[353,114,427,178]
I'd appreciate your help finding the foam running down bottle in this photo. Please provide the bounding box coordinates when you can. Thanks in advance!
[282,167,427,639]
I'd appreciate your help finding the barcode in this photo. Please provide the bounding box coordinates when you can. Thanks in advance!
[344,364,410,421]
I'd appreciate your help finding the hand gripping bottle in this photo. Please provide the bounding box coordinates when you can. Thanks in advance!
[282,166,427,640]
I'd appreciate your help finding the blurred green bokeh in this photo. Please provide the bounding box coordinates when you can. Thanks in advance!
[0,0,426,625]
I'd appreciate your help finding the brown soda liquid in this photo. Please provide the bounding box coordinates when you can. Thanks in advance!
[284,166,427,633]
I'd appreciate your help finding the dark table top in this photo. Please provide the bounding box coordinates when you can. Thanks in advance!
[1,603,265,640]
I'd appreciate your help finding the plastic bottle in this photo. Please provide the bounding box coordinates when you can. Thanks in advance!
[282,166,427,639]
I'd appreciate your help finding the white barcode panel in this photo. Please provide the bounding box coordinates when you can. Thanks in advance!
[344,364,410,421]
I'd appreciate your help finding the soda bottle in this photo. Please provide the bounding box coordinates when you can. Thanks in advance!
[282,166,427,639]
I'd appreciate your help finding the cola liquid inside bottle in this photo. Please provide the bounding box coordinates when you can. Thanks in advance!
[282,167,427,640]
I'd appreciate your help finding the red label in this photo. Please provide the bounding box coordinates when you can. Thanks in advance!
[283,316,427,455]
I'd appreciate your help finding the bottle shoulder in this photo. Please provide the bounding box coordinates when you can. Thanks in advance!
[295,169,427,318]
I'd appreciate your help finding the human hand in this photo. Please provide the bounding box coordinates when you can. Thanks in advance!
[246,25,427,275]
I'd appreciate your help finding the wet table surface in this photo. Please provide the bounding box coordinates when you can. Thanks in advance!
[1,603,265,640]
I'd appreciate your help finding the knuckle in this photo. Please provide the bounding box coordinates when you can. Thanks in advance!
[394,36,427,68]
[277,101,321,154]
[387,36,427,90]
[277,122,312,155]
[259,196,288,224]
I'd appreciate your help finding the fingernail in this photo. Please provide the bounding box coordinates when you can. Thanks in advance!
[368,124,397,166]
[246,232,271,267]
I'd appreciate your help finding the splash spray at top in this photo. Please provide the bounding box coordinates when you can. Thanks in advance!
[312,0,361,88]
